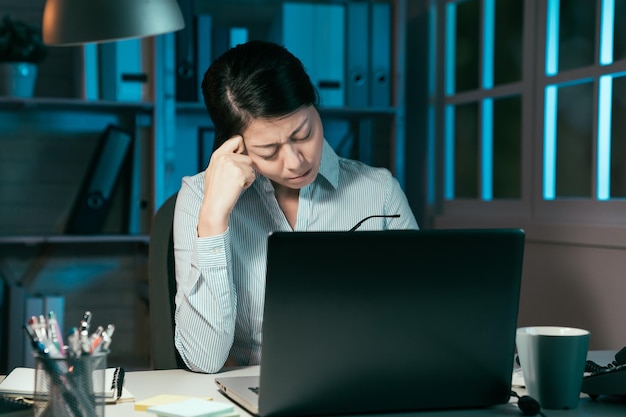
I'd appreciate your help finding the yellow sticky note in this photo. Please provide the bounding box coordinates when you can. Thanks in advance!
[147,399,234,417]
[134,394,213,412]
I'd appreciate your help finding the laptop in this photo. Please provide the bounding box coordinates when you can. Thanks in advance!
[216,229,525,417]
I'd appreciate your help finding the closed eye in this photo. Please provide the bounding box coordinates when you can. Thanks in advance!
[291,128,311,142]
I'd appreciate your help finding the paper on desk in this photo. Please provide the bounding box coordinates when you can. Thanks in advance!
[146,399,236,417]
[512,367,525,387]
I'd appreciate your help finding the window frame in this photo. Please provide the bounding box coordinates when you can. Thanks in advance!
[430,0,626,237]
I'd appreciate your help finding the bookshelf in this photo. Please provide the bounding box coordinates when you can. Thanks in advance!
[0,95,154,373]
[153,0,408,203]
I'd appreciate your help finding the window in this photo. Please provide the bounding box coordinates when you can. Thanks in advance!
[431,0,626,226]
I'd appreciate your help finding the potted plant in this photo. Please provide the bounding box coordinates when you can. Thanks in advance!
[0,15,48,97]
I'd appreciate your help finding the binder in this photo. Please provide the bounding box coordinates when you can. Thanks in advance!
[197,128,216,172]
[99,39,146,102]
[80,44,99,100]
[229,27,248,48]
[175,0,198,102]
[6,283,26,373]
[65,125,134,234]
[314,4,345,107]
[195,14,212,103]
[370,2,391,107]
[345,2,370,108]
[276,3,345,107]
[212,26,249,64]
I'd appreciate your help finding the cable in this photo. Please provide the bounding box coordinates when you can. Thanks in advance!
[510,391,545,417]
[348,214,400,231]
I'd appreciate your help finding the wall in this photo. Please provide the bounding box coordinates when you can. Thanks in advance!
[433,216,626,351]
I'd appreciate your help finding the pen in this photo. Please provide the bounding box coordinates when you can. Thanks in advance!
[28,316,45,343]
[47,311,65,356]
[89,326,104,353]
[27,317,62,358]
[38,315,48,340]
[101,324,115,351]
[79,327,90,355]
[23,324,49,357]
[81,311,92,332]
[66,327,81,357]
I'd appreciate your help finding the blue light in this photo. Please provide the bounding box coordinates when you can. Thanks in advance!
[546,0,560,76]
[600,0,615,65]
[427,106,436,204]
[445,3,456,96]
[445,105,456,199]
[597,75,613,200]
[428,2,437,96]
[482,99,494,200]
[483,0,494,89]
[543,86,558,200]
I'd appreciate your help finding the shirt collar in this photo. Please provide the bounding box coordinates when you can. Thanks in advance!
[316,139,340,189]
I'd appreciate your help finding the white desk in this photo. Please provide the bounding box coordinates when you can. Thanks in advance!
[105,352,626,417]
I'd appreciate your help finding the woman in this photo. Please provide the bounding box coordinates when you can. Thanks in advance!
[173,40,418,373]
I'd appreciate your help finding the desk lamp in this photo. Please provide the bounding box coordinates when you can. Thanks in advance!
[42,0,185,45]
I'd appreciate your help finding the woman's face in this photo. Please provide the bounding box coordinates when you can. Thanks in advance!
[242,105,324,191]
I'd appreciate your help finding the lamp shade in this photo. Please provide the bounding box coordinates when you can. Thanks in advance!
[42,0,185,45]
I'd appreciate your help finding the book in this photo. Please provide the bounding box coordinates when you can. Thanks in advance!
[0,396,32,417]
[0,367,133,404]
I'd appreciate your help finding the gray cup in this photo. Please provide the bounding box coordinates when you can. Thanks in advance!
[516,326,590,410]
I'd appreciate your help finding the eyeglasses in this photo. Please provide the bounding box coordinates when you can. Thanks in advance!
[349,214,400,232]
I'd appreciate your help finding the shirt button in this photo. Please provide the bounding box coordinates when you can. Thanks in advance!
[211,246,222,254]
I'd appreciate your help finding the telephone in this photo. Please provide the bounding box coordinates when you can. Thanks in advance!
[581,346,626,399]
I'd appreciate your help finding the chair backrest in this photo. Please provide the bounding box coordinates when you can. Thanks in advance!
[148,192,185,369]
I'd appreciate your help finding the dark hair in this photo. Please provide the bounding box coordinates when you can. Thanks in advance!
[201,40,319,147]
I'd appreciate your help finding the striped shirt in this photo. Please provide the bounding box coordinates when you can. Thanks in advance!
[173,140,418,373]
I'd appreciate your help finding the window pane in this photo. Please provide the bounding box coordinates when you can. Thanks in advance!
[494,0,523,85]
[610,75,626,198]
[455,0,480,92]
[614,0,626,62]
[559,0,596,72]
[555,82,593,198]
[493,96,522,198]
[454,102,479,198]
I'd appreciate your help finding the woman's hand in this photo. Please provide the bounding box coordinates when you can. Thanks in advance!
[198,135,256,236]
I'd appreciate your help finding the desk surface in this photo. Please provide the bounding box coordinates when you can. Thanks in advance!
[104,351,626,417]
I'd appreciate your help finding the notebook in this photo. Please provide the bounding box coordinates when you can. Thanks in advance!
[0,366,133,404]
[215,229,525,417]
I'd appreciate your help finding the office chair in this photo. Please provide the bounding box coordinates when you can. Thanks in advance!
[148,192,185,369]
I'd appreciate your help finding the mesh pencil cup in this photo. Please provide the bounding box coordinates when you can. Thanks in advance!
[33,351,107,417]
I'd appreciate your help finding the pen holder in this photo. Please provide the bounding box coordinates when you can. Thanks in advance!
[33,352,107,417]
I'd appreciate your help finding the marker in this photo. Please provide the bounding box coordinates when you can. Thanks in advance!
[48,311,65,356]
[89,326,104,353]
[81,311,92,332]
[23,324,48,356]
[66,327,81,357]
[101,324,115,351]
[28,316,45,342]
